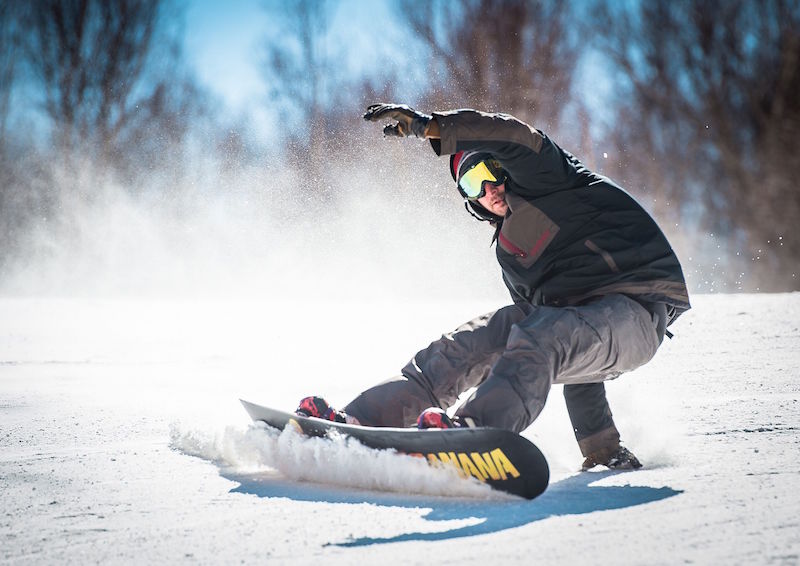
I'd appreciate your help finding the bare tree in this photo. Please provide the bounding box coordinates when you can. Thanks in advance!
[402,0,582,133]
[0,0,21,156]
[19,0,204,179]
[595,0,800,291]
[261,0,336,175]
[0,0,15,268]
[260,0,406,207]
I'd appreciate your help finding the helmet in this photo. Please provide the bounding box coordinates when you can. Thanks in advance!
[450,151,506,224]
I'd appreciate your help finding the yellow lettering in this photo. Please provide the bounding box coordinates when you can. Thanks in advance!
[458,453,484,481]
[427,452,468,479]
[470,452,501,481]
[439,451,459,468]
[426,449,519,482]
[285,418,303,434]
[490,448,521,479]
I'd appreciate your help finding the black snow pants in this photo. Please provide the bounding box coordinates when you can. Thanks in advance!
[345,294,667,457]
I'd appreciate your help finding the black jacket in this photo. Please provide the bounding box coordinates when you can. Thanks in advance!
[431,109,690,324]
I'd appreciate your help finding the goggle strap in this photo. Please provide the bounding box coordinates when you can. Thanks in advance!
[464,200,490,221]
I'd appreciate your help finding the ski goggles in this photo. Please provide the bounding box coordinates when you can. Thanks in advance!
[457,159,506,200]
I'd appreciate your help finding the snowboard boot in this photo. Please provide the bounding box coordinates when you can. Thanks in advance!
[295,396,350,423]
[417,407,456,429]
[416,408,477,429]
[581,445,643,471]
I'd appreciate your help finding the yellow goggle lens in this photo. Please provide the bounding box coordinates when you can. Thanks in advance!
[459,161,499,199]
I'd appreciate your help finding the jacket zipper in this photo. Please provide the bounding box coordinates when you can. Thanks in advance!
[499,230,553,259]
[498,231,527,257]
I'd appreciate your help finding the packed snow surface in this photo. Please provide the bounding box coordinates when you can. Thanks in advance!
[1,293,799,564]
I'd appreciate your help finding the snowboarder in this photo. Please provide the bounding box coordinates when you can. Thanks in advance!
[298,103,690,471]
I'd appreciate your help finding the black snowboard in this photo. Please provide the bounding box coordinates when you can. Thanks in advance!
[240,399,549,500]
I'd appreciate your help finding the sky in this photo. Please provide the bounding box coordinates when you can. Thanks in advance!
[181,0,618,149]
[183,0,276,141]
[184,0,269,111]
[183,0,404,140]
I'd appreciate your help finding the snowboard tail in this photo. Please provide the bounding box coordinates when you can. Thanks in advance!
[240,399,549,499]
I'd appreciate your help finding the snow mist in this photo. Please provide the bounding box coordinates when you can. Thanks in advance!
[169,421,506,499]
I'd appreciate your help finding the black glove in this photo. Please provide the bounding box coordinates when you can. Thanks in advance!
[363,103,431,138]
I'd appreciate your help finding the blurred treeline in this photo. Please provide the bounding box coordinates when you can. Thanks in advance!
[1,0,798,292]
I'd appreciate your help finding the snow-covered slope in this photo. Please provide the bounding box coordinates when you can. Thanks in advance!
[1,293,798,564]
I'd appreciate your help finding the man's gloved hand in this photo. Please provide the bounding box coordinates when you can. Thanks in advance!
[363,103,431,138]
[581,445,643,471]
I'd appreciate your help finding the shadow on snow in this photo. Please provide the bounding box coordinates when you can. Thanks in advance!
[224,470,681,547]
